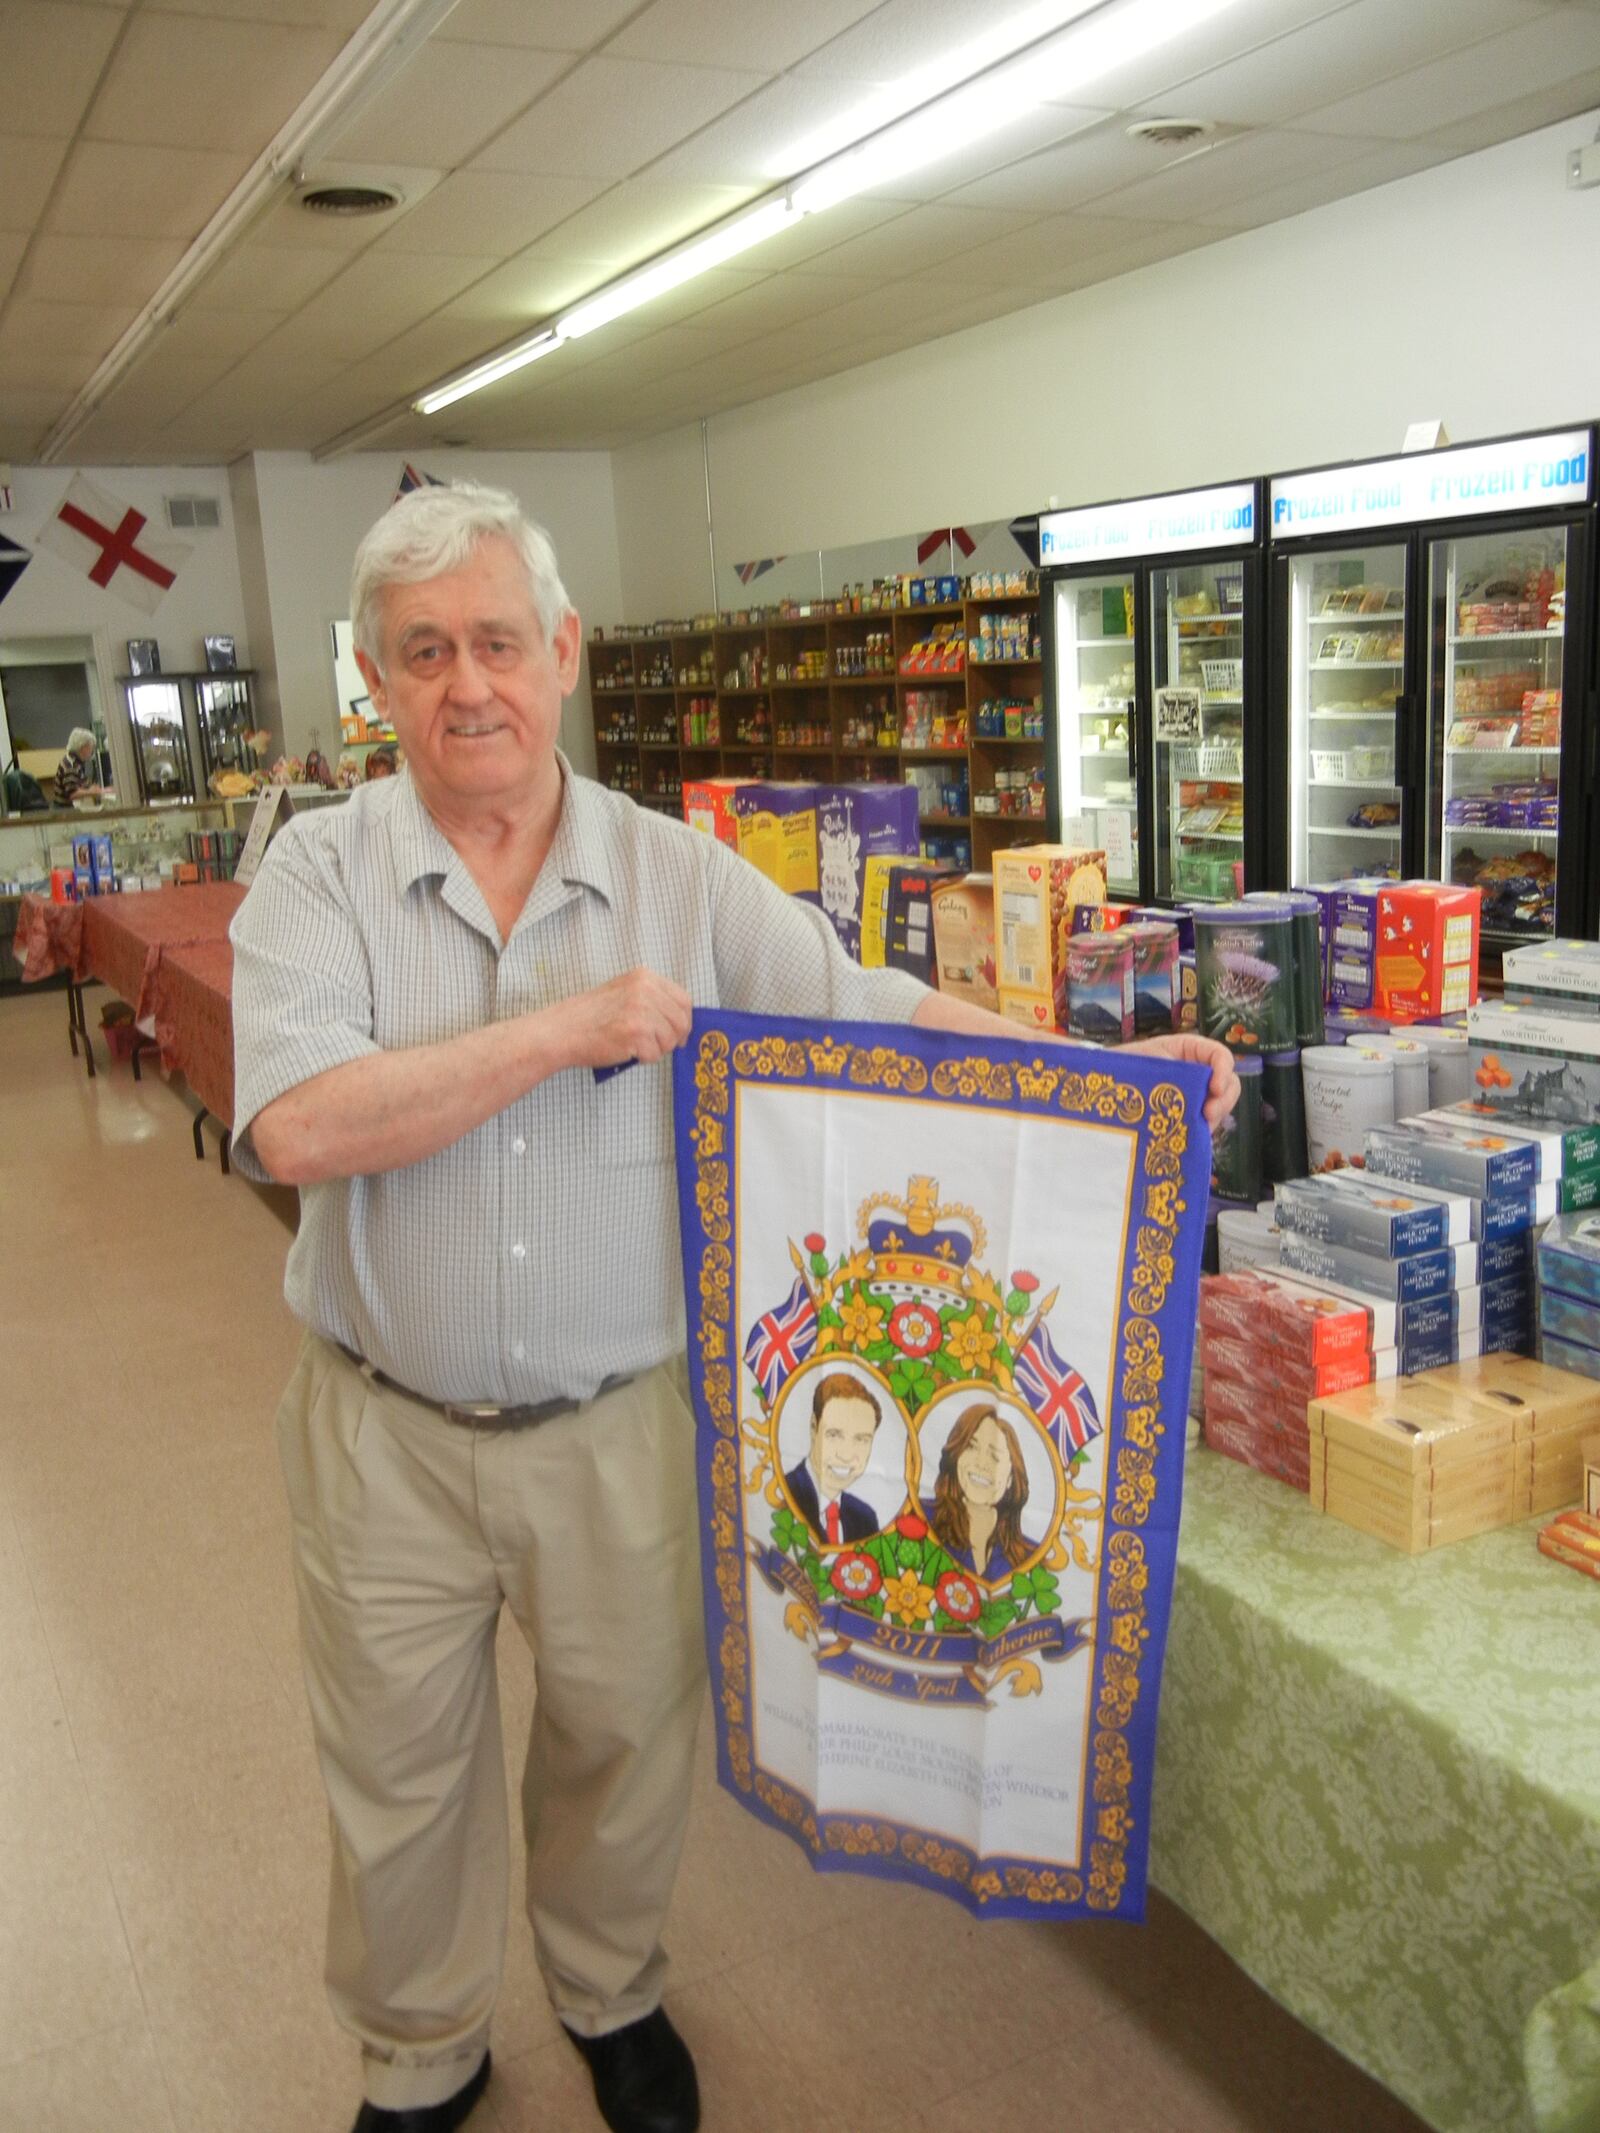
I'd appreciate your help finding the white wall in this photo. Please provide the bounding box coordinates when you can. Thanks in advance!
[610,424,716,621]
[610,109,1600,612]
[249,447,623,777]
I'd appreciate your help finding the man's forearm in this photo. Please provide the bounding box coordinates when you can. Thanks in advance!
[250,1010,576,1185]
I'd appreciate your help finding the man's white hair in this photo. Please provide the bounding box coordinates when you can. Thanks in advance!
[350,481,572,671]
[67,726,97,755]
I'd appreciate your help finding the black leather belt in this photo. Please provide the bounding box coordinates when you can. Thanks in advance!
[337,1343,633,1430]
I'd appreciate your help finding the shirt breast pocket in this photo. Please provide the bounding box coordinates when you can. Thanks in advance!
[595,1057,676,1168]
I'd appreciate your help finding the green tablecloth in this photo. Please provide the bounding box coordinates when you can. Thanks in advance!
[1151,1448,1600,2133]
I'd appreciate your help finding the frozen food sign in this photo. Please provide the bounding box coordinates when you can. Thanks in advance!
[1038,483,1255,564]
[1271,430,1591,537]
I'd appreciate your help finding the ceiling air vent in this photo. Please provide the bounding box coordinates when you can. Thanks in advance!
[165,494,221,530]
[296,182,404,217]
[1126,118,1214,148]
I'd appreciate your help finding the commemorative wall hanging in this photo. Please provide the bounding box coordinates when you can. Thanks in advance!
[674,1011,1211,1921]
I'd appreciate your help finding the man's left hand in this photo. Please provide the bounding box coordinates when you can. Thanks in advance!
[1123,1033,1239,1128]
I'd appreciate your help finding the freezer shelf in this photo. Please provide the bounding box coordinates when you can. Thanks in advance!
[1288,541,1408,886]
[1052,573,1139,895]
[1429,525,1567,939]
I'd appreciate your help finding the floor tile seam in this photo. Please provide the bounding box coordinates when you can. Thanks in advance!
[0,1992,148,2075]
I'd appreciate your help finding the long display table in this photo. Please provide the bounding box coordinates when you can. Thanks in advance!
[1156,1449,1600,2133]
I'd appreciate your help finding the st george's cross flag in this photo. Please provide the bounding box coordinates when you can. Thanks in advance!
[36,475,189,615]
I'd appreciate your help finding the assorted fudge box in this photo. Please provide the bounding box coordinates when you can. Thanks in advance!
[930,874,999,1011]
[860,857,962,982]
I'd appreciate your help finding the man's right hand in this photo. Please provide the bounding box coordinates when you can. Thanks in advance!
[561,967,694,1069]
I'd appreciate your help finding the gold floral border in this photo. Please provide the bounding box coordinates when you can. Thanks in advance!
[689,1026,1192,1914]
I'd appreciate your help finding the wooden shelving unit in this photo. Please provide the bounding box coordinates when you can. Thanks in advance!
[587,584,1044,870]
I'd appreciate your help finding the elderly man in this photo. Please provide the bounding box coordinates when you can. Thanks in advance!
[231,484,1236,2133]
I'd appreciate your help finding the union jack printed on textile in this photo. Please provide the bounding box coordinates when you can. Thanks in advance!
[735,556,784,585]
[742,1276,817,1403]
[1015,1322,1102,1460]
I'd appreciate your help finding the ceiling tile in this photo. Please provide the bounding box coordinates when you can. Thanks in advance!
[156,0,374,25]
[520,180,757,266]
[440,251,624,323]
[84,13,342,153]
[0,342,97,394]
[794,201,1046,281]
[1091,128,1382,221]
[1191,141,1443,229]
[1301,9,1600,139]
[853,104,1116,206]
[0,297,137,361]
[686,270,869,343]
[944,114,1231,214]
[262,250,496,363]
[1416,63,1600,157]
[156,306,294,363]
[324,38,573,168]
[927,209,1180,284]
[46,141,249,240]
[1019,0,1352,115]
[721,194,911,273]
[1138,0,1552,129]
[439,0,642,54]
[189,243,346,314]
[643,72,903,185]
[93,356,240,428]
[790,0,1042,84]
[0,2,124,140]
[0,134,70,234]
[473,55,768,178]
[17,233,185,307]
[0,232,29,308]
[368,170,607,256]
[611,0,877,74]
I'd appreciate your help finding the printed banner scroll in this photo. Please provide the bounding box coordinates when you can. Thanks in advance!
[673,1012,1212,1922]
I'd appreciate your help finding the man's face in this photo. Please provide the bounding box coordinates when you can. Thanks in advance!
[810,1395,878,1499]
[355,534,580,810]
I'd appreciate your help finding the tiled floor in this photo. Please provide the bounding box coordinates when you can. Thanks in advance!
[0,985,1431,2133]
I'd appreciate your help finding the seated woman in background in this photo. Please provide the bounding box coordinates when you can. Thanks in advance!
[51,727,101,808]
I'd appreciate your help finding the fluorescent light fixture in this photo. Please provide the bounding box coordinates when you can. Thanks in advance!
[414,331,562,416]
[792,76,1023,215]
[778,0,1103,175]
[556,198,804,340]
[37,0,463,464]
[558,198,806,339]
[403,0,1244,419]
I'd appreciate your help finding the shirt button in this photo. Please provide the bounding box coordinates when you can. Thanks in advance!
[512,1136,527,1156]
[511,1242,527,1261]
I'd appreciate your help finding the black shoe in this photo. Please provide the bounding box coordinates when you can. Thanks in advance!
[565,2009,699,2133]
[350,2051,490,2132]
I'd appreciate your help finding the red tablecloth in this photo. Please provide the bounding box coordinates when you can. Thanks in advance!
[148,937,235,1128]
[15,895,87,981]
[81,882,245,1017]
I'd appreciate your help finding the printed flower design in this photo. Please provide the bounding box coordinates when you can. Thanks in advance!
[1011,1270,1040,1295]
[836,1291,885,1351]
[888,1301,941,1359]
[829,1551,883,1603]
[935,1570,982,1624]
[944,1310,998,1374]
[803,1233,826,1254]
[881,1568,936,1627]
[895,1513,928,1540]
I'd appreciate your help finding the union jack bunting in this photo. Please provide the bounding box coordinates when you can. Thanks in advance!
[395,462,446,502]
[1015,1321,1102,1460]
[742,1276,817,1403]
[735,556,784,585]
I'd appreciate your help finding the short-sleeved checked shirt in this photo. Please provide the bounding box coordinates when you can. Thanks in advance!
[230,763,928,1404]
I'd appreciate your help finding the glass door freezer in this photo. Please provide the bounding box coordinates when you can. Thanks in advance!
[1041,480,1265,907]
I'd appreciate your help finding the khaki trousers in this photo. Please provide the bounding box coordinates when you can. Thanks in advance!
[275,1333,707,2112]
